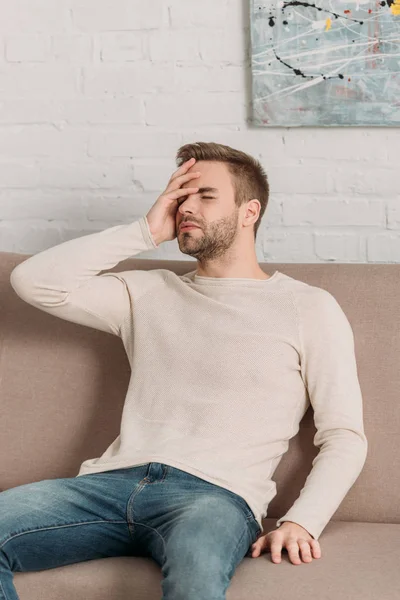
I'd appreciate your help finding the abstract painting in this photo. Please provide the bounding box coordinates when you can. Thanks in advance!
[250,0,400,126]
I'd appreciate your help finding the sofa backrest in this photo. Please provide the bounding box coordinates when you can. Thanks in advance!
[1,251,399,526]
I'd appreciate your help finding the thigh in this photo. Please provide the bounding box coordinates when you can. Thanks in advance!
[0,472,136,573]
[144,486,261,600]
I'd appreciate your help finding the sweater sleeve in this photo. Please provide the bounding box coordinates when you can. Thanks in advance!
[275,287,368,541]
[10,215,158,337]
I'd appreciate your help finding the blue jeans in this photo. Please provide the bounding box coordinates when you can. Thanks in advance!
[0,462,262,600]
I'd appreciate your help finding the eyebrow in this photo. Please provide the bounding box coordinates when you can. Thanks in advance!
[197,187,219,194]
[179,187,219,204]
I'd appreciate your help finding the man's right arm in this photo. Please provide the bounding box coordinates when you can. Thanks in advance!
[10,216,158,337]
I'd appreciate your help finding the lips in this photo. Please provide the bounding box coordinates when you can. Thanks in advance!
[180,224,200,231]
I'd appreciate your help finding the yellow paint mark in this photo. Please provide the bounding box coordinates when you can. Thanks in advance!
[325,18,332,31]
[391,0,400,16]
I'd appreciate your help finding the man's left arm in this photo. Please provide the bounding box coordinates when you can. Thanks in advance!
[275,288,368,541]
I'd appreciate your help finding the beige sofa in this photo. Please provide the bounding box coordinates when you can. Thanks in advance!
[1,250,399,599]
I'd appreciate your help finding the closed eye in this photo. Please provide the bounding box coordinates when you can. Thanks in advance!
[178,195,215,205]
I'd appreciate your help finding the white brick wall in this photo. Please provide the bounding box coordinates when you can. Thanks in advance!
[0,0,399,263]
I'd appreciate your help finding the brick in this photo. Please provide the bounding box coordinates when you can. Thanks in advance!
[83,63,175,96]
[367,234,400,262]
[261,195,283,227]
[0,1,70,33]
[268,164,331,194]
[282,197,386,227]
[199,30,249,63]
[0,98,144,124]
[0,126,88,158]
[84,191,156,222]
[145,93,246,126]
[387,198,400,230]
[0,100,63,123]
[71,0,165,32]
[60,98,144,124]
[52,35,93,63]
[0,221,64,253]
[262,229,315,261]
[0,65,79,97]
[0,190,88,220]
[283,129,389,162]
[132,161,177,192]
[333,165,400,195]
[5,35,51,62]
[98,32,145,62]
[0,163,40,187]
[87,132,180,158]
[39,160,136,189]
[148,30,199,61]
[179,130,286,162]
[314,233,365,262]
[169,1,228,28]
[175,64,243,92]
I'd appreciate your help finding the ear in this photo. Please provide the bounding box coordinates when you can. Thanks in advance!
[245,198,261,225]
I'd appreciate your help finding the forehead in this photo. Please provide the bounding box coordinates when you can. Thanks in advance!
[182,160,234,192]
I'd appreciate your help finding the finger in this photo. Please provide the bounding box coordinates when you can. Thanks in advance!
[310,539,322,558]
[286,539,301,565]
[298,539,313,562]
[250,536,266,557]
[165,171,201,193]
[166,188,199,206]
[168,187,199,200]
[170,157,196,182]
[269,538,283,564]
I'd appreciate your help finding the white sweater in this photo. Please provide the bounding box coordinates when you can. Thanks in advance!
[10,215,368,540]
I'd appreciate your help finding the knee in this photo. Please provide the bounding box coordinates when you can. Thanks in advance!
[161,547,230,600]
[162,570,227,600]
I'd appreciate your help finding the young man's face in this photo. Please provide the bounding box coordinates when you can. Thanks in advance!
[175,160,242,260]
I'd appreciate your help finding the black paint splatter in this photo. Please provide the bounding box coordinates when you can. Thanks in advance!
[265,1,374,82]
[280,1,364,25]
[274,49,344,81]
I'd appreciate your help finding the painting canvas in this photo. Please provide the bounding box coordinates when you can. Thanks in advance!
[250,0,400,126]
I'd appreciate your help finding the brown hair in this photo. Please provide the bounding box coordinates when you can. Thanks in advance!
[176,141,269,241]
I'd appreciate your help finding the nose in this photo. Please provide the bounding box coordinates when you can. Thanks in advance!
[177,194,197,217]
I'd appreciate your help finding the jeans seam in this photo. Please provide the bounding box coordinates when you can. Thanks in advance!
[142,464,170,485]
[0,577,8,600]
[247,513,262,536]
[125,465,170,540]
[126,481,148,540]
[0,520,127,552]
[127,521,167,565]
[226,520,250,581]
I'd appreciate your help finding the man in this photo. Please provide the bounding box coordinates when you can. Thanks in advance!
[4,141,367,599]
